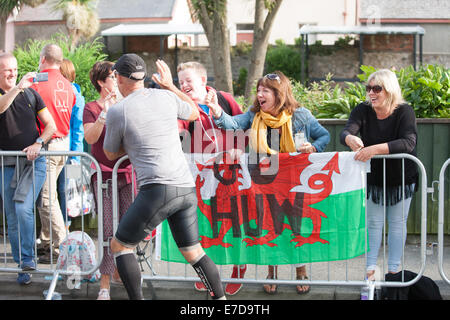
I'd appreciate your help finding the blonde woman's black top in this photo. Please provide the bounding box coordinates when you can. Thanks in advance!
[340,102,419,205]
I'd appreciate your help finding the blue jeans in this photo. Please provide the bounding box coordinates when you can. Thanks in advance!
[366,195,413,273]
[57,160,71,227]
[0,157,46,264]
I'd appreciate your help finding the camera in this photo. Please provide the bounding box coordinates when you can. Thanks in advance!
[33,72,48,82]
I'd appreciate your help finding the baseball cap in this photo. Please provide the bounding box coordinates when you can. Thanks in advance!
[112,53,147,80]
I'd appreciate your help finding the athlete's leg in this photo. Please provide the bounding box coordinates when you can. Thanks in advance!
[110,238,143,300]
[168,188,225,300]
[109,186,160,300]
[180,244,225,300]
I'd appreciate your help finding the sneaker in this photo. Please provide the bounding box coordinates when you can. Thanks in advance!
[36,241,50,256]
[38,252,59,264]
[21,260,36,271]
[97,288,110,300]
[225,265,247,296]
[17,273,32,285]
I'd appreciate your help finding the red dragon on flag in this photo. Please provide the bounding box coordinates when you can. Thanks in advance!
[194,152,341,249]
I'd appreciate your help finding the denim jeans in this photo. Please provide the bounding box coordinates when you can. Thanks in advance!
[0,156,46,264]
[366,195,413,273]
[57,159,72,227]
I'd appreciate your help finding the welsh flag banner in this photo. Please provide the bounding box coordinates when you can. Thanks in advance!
[156,152,368,265]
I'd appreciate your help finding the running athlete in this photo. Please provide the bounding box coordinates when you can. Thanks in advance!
[103,54,225,300]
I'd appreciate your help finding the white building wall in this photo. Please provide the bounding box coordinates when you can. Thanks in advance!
[227,0,358,45]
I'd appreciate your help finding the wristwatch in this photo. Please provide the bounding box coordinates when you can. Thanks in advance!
[35,137,44,148]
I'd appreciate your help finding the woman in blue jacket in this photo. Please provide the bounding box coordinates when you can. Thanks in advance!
[207,70,330,295]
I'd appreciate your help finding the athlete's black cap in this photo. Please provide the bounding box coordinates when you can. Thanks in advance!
[112,53,147,80]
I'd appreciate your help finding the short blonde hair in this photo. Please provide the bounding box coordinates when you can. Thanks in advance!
[177,61,207,78]
[367,69,404,110]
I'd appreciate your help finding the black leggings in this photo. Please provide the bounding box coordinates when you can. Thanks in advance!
[115,183,199,249]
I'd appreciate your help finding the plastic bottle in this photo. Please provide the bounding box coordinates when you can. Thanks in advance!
[360,276,371,300]
[360,285,369,300]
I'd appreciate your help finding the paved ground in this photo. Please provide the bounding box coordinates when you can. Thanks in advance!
[0,235,449,300]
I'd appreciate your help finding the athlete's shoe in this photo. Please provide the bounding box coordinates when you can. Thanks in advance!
[225,265,247,296]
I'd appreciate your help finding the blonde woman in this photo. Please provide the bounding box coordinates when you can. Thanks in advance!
[340,69,418,282]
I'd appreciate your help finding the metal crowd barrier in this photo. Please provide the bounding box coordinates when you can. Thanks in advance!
[111,153,430,300]
[438,158,450,285]
[0,151,103,300]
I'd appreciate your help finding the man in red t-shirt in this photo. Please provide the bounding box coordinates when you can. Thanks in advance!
[32,44,76,264]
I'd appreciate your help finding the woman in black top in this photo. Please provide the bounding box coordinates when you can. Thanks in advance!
[340,69,418,280]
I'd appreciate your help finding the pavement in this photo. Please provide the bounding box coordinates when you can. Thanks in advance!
[0,235,449,301]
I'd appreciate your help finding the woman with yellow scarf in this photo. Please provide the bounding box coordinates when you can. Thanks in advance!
[207,71,330,295]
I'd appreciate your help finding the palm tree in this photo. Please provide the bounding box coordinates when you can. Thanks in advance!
[0,0,47,51]
[52,0,99,50]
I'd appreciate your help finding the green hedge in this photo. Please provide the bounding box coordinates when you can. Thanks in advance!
[14,33,107,104]
[293,64,450,119]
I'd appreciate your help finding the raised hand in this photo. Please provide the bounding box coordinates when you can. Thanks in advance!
[153,59,174,89]
[205,89,222,119]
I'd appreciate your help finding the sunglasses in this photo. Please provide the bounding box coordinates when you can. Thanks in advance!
[265,73,281,84]
[366,85,383,93]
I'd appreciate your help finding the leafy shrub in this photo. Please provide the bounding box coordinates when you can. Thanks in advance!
[396,65,449,118]
[14,33,107,103]
[290,64,449,119]
[291,73,366,119]
[233,67,248,97]
[265,40,302,80]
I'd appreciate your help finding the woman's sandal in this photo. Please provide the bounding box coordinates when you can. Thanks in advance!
[263,274,278,294]
[263,266,278,294]
[296,275,310,294]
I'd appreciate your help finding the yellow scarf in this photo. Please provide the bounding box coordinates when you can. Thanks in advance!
[250,109,296,154]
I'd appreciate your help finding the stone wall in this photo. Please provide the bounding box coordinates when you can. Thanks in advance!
[143,45,447,87]
[140,47,251,87]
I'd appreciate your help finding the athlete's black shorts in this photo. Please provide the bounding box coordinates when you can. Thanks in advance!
[115,183,199,249]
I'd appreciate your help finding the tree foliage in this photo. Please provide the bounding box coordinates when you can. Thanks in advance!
[52,0,100,50]
[0,0,48,50]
